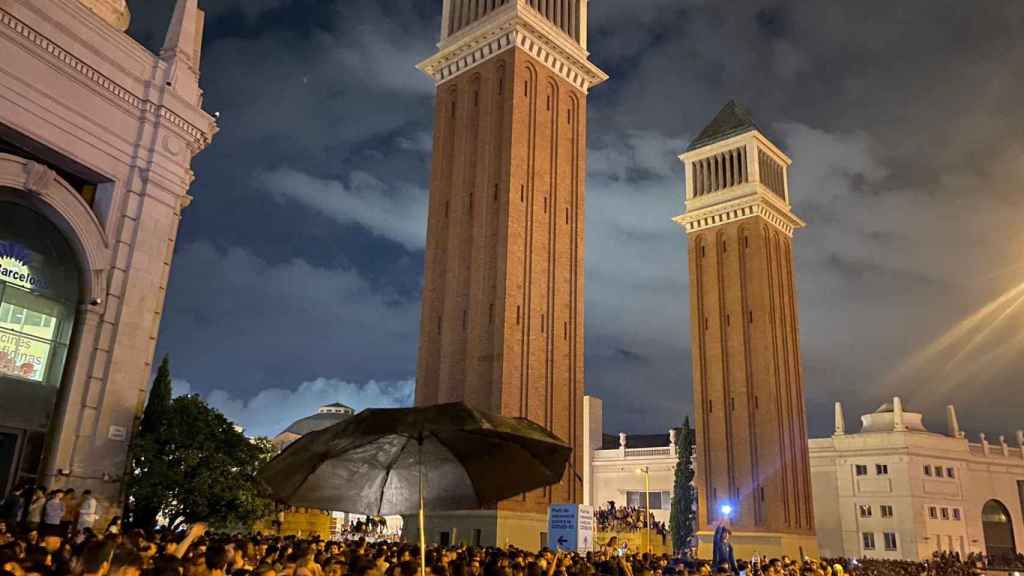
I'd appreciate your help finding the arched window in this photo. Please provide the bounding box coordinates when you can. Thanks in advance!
[982,499,1017,560]
[0,201,80,431]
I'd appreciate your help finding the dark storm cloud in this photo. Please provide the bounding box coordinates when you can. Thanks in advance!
[136,0,1024,439]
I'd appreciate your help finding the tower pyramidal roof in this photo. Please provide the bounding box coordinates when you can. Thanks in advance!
[687,100,759,151]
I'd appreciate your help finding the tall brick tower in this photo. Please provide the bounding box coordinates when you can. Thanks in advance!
[675,102,818,558]
[415,0,606,548]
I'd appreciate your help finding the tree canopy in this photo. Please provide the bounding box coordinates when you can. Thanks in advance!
[128,359,274,531]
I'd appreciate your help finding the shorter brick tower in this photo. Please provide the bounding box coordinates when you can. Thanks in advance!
[675,102,818,559]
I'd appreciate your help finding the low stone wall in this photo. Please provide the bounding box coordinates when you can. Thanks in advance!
[595,530,672,555]
[253,508,332,539]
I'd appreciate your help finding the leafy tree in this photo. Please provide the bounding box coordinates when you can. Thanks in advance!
[669,418,696,554]
[128,382,275,531]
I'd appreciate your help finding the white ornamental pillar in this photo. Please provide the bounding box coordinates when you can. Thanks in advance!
[834,402,846,436]
[893,396,907,431]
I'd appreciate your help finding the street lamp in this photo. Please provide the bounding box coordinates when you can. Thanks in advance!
[636,466,652,553]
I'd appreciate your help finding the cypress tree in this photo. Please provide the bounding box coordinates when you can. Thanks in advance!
[140,355,172,437]
[129,355,173,529]
[670,417,697,554]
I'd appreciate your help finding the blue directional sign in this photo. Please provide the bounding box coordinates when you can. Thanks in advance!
[548,504,594,552]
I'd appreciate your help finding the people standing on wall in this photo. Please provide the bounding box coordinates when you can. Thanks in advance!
[78,489,100,531]
[42,489,65,534]
[61,487,80,537]
[27,485,46,530]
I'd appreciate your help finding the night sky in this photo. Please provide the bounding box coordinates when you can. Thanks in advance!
[127,1,1024,440]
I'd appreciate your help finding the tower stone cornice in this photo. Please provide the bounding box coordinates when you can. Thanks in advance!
[417,0,607,93]
[674,189,804,237]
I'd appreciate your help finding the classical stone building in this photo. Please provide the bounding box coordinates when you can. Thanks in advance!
[812,399,1024,562]
[582,394,1024,560]
[675,101,817,558]
[413,0,606,548]
[0,0,216,512]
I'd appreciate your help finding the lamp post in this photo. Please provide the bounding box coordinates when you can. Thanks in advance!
[637,466,651,553]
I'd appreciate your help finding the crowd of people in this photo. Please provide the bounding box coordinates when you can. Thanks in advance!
[824,553,1024,576]
[594,505,667,539]
[1,518,1020,576]
[1,489,1022,576]
[335,519,399,543]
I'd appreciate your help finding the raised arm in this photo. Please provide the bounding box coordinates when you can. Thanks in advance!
[172,522,208,559]
[547,550,561,576]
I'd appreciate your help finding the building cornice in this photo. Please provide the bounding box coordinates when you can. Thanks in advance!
[674,189,805,237]
[0,6,216,152]
[417,0,607,93]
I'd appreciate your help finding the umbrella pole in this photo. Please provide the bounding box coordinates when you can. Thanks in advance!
[419,436,426,576]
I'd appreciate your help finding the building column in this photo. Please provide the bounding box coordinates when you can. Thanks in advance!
[43,304,102,484]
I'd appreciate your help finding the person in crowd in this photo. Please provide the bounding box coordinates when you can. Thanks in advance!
[711,525,736,576]
[81,539,118,576]
[42,490,65,533]
[26,486,46,531]
[109,544,145,576]
[60,489,79,538]
[78,491,100,532]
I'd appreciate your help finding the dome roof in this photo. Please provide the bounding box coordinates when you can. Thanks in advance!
[281,412,350,436]
[860,401,929,433]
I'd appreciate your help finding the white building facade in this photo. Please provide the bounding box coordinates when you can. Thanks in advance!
[583,396,683,526]
[585,394,1024,561]
[810,398,1024,562]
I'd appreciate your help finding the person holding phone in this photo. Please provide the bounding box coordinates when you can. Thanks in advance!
[712,522,737,576]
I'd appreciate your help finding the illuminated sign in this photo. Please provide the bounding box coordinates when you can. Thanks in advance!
[0,330,49,382]
[0,241,49,291]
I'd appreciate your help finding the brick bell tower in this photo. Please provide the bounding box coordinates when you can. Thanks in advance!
[675,102,818,559]
[415,0,606,548]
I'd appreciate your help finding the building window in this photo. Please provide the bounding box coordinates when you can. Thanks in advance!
[946,467,955,479]
[0,207,77,385]
[863,532,876,551]
[881,505,894,519]
[924,465,932,476]
[859,504,873,518]
[855,465,868,476]
[953,508,961,521]
[941,507,949,520]
[935,466,944,478]
[884,532,898,551]
[626,491,670,511]
[929,506,938,519]
[876,464,889,476]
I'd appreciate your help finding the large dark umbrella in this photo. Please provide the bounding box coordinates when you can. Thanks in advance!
[258,402,571,571]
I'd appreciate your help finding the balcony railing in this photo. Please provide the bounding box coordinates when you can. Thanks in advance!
[593,447,674,460]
